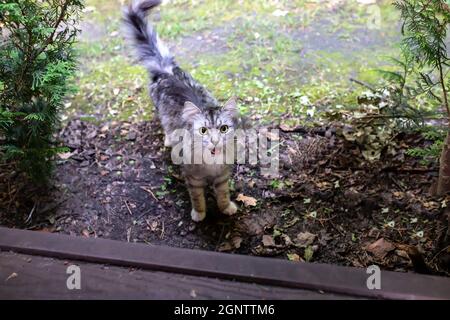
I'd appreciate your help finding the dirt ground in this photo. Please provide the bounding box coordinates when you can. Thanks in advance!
[1,117,449,276]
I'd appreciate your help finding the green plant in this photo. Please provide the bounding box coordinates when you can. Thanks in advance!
[0,0,83,182]
[375,53,436,128]
[394,0,450,195]
[406,140,443,165]
[406,141,444,164]
[406,126,446,164]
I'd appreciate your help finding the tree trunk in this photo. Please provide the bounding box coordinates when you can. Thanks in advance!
[437,132,450,195]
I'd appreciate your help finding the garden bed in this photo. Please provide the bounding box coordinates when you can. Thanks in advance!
[1,117,449,276]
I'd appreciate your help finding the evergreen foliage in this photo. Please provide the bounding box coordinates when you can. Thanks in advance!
[0,0,83,182]
[393,0,450,194]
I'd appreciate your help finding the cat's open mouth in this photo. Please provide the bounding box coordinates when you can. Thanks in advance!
[210,148,219,156]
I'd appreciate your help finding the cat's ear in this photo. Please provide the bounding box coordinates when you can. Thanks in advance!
[182,101,201,122]
[222,96,238,118]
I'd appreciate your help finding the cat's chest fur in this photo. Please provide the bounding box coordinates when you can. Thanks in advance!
[183,164,230,181]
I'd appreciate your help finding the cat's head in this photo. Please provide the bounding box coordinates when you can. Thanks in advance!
[182,97,238,157]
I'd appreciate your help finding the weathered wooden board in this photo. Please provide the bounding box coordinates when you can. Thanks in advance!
[0,251,349,299]
[0,227,449,299]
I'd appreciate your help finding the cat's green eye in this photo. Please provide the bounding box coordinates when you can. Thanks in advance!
[220,125,229,133]
[199,127,208,135]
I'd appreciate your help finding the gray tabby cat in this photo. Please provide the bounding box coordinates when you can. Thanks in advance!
[123,0,239,222]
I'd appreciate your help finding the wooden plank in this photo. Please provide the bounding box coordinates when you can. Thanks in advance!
[0,251,351,299]
[0,227,449,299]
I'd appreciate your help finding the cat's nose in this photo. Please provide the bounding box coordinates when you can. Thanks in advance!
[211,136,219,145]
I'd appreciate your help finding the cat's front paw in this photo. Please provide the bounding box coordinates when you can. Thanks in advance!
[163,134,172,147]
[191,208,206,222]
[221,201,238,216]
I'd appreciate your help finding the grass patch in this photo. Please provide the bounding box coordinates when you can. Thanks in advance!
[71,0,404,123]
[69,56,152,122]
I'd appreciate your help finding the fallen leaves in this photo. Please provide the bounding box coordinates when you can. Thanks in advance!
[236,193,257,207]
[365,238,396,259]
[262,235,276,247]
[100,170,109,176]
[217,235,243,252]
[279,123,301,132]
[304,246,314,262]
[295,232,316,247]
[146,219,158,232]
[58,150,77,160]
[232,236,243,249]
[36,226,56,233]
[265,131,279,141]
[258,230,318,262]
[287,253,301,261]
[241,212,276,235]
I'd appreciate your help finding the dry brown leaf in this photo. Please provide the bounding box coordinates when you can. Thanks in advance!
[262,235,276,247]
[315,181,333,190]
[265,131,279,141]
[218,242,233,252]
[236,193,257,207]
[365,238,395,259]
[232,236,242,249]
[242,211,276,236]
[279,124,299,132]
[146,220,158,232]
[100,170,109,176]
[281,234,293,246]
[58,151,74,160]
[37,226,55,233]
[287,253,301,261]
[296,231,316,247]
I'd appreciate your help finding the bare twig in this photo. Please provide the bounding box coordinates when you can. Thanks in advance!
[33,0,70,59]
[215,224,226,251]
[140,185,158,201]
[349,77,376,92]
[430,245,450,264]
[160,220,165,239]
[127,227,131,242]
[437,59,450,125]
[25,202,37,224]
[124,199,133,215]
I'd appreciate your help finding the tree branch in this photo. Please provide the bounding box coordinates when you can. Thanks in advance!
[349,77,376,92]
[33,0,70,59]
[437,58,450,126]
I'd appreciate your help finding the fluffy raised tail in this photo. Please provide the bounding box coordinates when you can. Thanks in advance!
[123,0,175,79]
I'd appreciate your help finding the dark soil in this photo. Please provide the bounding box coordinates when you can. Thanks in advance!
[1,118,449,276]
